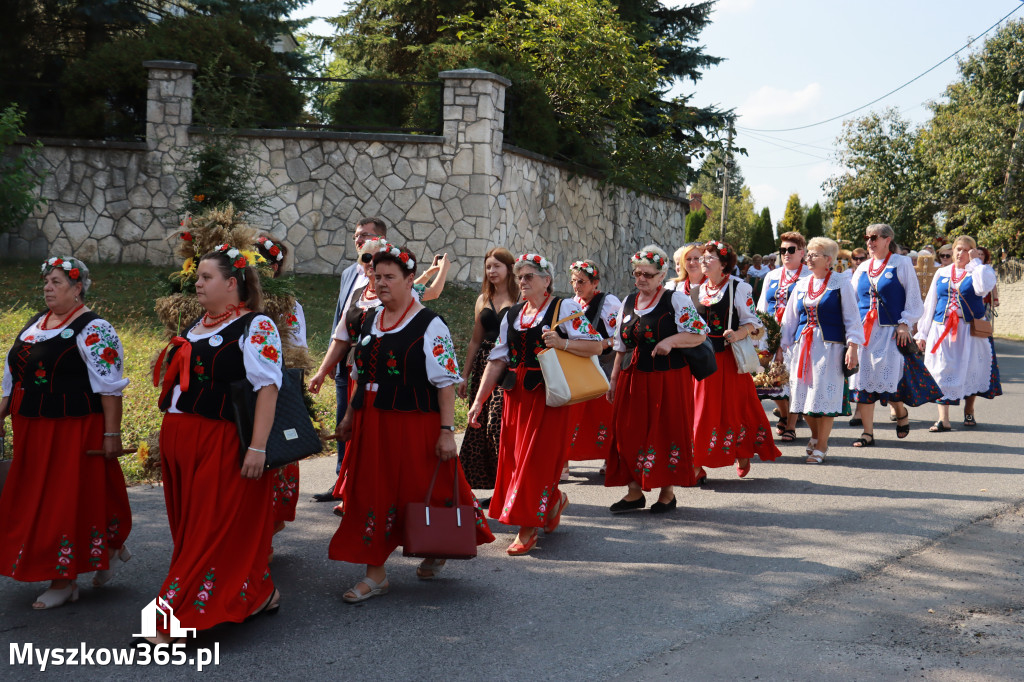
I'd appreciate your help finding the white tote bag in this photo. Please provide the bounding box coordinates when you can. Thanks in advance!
[728,282,761,374]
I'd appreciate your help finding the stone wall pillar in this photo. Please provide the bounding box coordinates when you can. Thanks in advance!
[435,68,511,281]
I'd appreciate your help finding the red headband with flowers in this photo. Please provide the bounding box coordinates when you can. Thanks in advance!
[630,250,666,271]
[214,244,250,278]
[570,260,598,278]
[41,256,82,281]
[378,242,416,270]
[706,240,729,257]
[256,236,284,262]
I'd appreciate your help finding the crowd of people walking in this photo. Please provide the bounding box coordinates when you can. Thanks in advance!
[0,216,1003,644]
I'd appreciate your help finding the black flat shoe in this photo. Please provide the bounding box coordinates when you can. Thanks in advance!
[929,421,952,433]
[849,416,862,427]
[964,414,978,428]
[650,498,677,514]
[312,489,338,502]
[610,496,646,513]
[896,409,910,439]
[852,432,875,447]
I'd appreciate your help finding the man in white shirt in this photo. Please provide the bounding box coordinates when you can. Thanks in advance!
[312,216,388,501]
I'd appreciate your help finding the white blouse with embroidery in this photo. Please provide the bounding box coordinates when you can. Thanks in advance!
[167,314,283,413]
[611,290,708,353]
[490,297,601,363]
[356,308,462,388]
[2,316,129,397]
[699,277,763,328]
[286,301,307,349]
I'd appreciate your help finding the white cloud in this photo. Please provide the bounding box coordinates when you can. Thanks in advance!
[738,83,823,127]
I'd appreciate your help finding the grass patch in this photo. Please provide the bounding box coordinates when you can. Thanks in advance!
[0,261,478,483]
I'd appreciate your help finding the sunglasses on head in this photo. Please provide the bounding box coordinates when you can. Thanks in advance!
[360,253,373,263]
[779,246,798,255]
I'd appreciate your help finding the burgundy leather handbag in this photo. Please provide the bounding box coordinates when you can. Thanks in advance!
[403,459,477,560]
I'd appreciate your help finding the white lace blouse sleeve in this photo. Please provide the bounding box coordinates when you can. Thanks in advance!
[915,271,941,341]
[488,312,511,362]
[76,319,130,396]
[778,280,802,351]
[600,294,622,336]
[612,298,629,352]
[896,256,924,326]
[840,279,866,346]
[243,315,284,391]
[670,291,708,335]
[557,299,602,340]
[423,317,463,389]
[733,279,762,328]
[289,301,308,349]
[966,259,997,298]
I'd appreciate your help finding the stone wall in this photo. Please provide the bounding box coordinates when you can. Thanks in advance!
[995,259,1024,337]
[4,62,688,294]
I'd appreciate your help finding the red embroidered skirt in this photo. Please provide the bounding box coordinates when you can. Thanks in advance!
[329,390,494,566]
[604,366,697,490]
[692,350,781,468]
[0,387,131,582]
[154,413,275,633]
[489,366,574,528]
[567,393,614,461]
[272,463,299,524]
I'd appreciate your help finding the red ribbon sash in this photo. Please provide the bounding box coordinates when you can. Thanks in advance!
[796,323,816,385]
[153,336,192,404]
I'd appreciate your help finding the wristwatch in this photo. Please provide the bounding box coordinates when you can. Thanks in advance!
[440,425,455,432]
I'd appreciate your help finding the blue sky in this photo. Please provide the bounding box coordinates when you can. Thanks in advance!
[292,0,1024,225]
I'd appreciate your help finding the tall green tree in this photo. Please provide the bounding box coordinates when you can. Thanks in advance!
[778,193,804,237]
[749,206,775,255]
[804,203,824,239]
[685,209,707,243]
[823,108,932,246]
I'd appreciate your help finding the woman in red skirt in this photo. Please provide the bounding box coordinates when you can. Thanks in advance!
[693,241,782,479]
[329,244,494,602]
[605,245,707,513]
[468,253,603,555]
[150,246,282,642]
[565,259,621,475]
[0,257,132,609]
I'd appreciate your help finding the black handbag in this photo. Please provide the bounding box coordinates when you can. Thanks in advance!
[682,338,718,381]
[231,368,323,470]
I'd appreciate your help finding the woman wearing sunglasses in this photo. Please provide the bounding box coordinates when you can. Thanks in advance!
[693,241,781,480]
[604,246,707,512]
[756,231,808,441]
[848,224,941,447]
[915,235,1000,431]
[468,254,602,555]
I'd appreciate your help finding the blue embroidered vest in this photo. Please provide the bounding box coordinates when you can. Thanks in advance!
[855,261,906,326]
[795,286,846,344]
[763,267,803,317]
[933,272,987,323]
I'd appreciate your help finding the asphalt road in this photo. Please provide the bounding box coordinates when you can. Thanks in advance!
[2,339,1022,680]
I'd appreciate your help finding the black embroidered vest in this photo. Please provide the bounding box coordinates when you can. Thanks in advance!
[505,298,564,391]
[351,308,441,413]
[8,310,104,418]
[160,312,259,421]
[619,293,687,372]
[696,281,741,354]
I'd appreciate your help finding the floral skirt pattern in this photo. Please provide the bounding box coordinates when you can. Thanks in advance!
[604,366,696,490]
[0,400,131,583]
[490,367,573,528]
[329,392,494,566]
[850,351,942,406]
[692,350,782,468]
[272,463,299,524]
[567,392,614,461]
[156,414,275,633]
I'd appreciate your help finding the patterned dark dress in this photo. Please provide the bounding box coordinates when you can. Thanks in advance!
[458,301,509,489]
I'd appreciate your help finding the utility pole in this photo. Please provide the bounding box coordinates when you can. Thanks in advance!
[720,125,733,242]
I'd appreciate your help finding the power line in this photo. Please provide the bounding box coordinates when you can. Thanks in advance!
[740,130,833,160]
[744,160,831,170]
[738,129,837,153]
[740,3,1024,133]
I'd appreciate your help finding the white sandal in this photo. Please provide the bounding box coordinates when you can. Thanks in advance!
[805,449,827,464]
[33,582,79,610]
[93,545,132,587]
[805,438,818,456]
[342,575,389,604]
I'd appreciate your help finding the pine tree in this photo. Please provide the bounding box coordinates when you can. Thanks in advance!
[779,194,804,237]
[685,209,707,242]
[750,207,775,255]
[804,203,824,239]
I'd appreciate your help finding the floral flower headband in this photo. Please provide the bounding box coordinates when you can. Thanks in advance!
[256,236,284,262]
[706,240,729,256]
[570,260,598,278]
[41,256,82,281]
[213,244,265,279]
[517,253,551,271]
[630,250,667,271]
[378,242,416,270]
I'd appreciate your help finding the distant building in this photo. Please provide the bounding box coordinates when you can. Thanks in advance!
[689,192,713,218]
